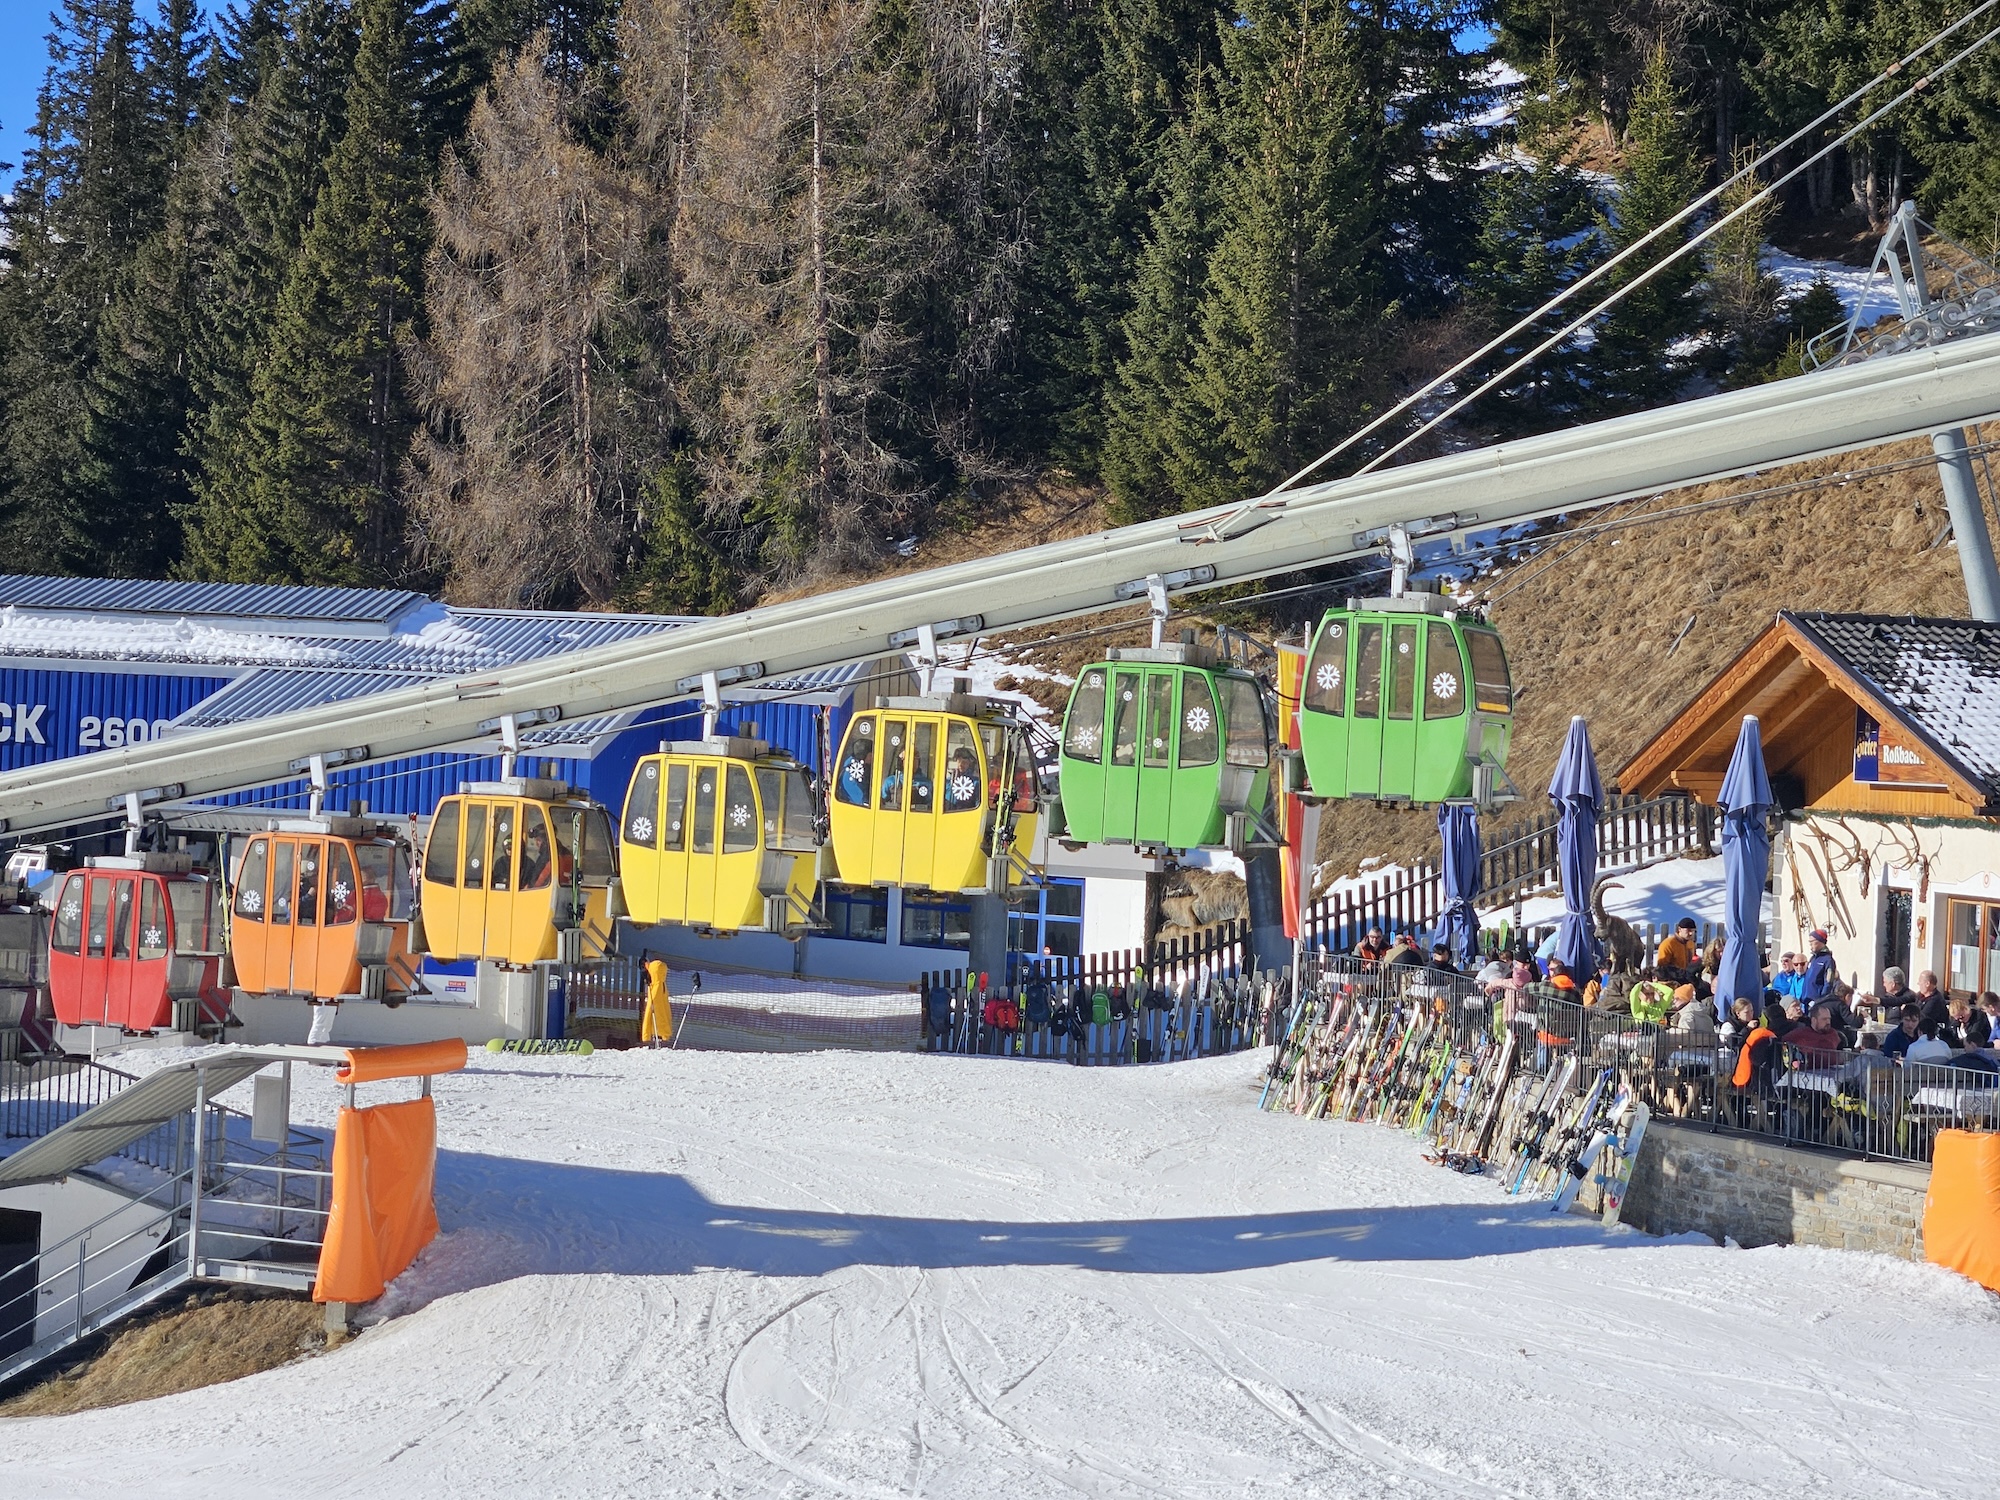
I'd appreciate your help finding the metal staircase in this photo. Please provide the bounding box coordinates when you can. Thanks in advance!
[0,1056,329,1387]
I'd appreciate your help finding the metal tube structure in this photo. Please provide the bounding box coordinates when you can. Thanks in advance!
[4,336,2000,834]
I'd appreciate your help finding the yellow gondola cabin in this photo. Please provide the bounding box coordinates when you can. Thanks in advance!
[619,735,820,933]
[829,694,1039,894]
[418,777,618,966]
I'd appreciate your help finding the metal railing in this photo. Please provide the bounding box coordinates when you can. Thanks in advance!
[0,1122,330,1386]
[1635,1042,1998,1168]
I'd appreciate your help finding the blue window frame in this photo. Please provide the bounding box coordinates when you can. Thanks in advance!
[900,892,972,950]
[824,884,888,944]
[1008,878,1084,959]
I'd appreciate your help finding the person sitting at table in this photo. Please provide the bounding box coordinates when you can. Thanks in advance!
[1386,933,1426,968]
[1879,1003,1926,1062]
[1821,984,1863,1048]
[1546,958,1578,994]
[1873,965,1913,1018]
[1428,941,1459,975]
[1720,996,1760,1047]
[1913,969,1951,1030]
[1942,994,1992,1050]
[1668,986,1716,1040]
[1628,970,1676,1024]
[1906,1026,1954,1064]
[1981,992,2000,1045]
[1770,953,1806,999]
[1764,992,1804,1036]
[1785,1002,1845,1058]
[1474,952,1508,992]
[1353,927,1390,966]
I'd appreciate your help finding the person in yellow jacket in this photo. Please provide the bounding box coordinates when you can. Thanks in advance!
[642,958,674,1046]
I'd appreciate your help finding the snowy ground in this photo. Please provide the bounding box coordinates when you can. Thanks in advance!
[3,1047,1992,1497]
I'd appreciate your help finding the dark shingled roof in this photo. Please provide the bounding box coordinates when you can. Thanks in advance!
[1785,611,2000,807]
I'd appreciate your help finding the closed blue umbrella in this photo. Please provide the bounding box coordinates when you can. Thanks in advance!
[1715,715,1774,1015]
[1436,802,1482,966]
[1547,716,1603,981]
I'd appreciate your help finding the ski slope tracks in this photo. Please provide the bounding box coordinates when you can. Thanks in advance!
[1,1044,1991,1498]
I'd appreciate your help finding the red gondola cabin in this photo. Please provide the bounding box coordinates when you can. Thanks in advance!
[47,855,229,1032]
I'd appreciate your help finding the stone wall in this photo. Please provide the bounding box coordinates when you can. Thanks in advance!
[1620,1121,1930,1258]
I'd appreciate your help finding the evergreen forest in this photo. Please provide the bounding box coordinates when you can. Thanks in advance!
[5,0,2000,609]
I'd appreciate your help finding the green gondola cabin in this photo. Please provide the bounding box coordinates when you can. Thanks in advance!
[1058,645,1273,849]
[1298,595,1513,804]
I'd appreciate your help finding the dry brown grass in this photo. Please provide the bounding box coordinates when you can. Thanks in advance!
[0,1291,324,1417]
[1309,436,1976,881]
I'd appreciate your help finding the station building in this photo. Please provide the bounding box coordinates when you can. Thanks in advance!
[0,575,1147,988]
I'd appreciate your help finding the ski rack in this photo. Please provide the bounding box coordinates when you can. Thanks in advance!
[5,335,2000,834]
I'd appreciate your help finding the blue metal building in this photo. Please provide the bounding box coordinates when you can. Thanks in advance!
[0,576,888,836]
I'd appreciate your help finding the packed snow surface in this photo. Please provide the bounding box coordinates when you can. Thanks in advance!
[4,1047,1991,1497]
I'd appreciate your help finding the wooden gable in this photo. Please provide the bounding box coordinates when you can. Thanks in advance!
[1619,615,1990,819]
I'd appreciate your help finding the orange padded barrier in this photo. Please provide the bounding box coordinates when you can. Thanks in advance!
[314,1097,441,1304]
[1923,1130,2000,1293]
[335,1038,468,1084]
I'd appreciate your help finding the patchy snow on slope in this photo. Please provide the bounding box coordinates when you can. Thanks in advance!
[4,1046,1988,1498]
[1764,248,1901,328]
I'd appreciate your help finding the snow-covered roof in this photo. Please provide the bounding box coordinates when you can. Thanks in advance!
[0,574,425,629]
[1788,612,2000,803]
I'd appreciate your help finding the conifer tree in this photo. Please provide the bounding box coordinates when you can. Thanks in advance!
[1460,37,1603,436]
[0,0,159,570]
[1165,0,1384,507]
[179,0,360,577]
[407,42,650,606]
[1100,77,1223,522]
[1001,0,1232,470]
[79,0,214,576]
[214,0,462,583]
[1584,43,1704,414]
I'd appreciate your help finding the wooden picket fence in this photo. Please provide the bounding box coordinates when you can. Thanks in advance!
[1298,793,1717,955]
[920,924,1280,1064]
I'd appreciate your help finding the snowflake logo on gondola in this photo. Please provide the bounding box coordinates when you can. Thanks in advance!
[642,764,658,781]
[302,856,317,873]
[1070,726,1100,752]
[1315,664,1341,692]
[949,774,979,803]
[332,880,351,903]
[239,890,262,914]
[1184,705,1213,734]
[630,817,654,843]
[1430,671,1459,699]
[60,900,80,924]
[729,804,751,828]
[844,757,867,784]
[143,926,164,948]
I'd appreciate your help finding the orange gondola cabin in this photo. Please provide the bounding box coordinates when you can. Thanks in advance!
[229,814,419,1002]
[48,853,230,1032]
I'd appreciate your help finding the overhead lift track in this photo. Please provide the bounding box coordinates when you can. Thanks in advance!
[7,335,2000,834]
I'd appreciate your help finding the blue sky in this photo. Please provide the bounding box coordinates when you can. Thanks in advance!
[0,3,222,187]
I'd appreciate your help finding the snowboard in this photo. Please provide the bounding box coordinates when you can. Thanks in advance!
[1552,1089,1634,1214]
[1600,1102,1652,1226]
[486,1036,595,1056]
